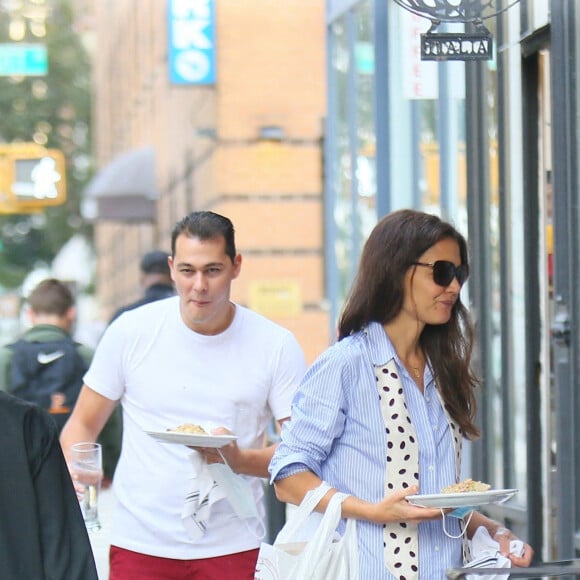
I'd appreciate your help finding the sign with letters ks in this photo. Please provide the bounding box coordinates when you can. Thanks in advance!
[168,0,216,85]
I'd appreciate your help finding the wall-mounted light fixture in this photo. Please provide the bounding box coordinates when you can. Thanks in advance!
[258,125,286,142]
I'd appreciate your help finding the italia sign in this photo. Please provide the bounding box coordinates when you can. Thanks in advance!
[421,32,493,61]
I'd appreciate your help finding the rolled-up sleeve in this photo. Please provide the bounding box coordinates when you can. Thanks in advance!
[269,345,353,482]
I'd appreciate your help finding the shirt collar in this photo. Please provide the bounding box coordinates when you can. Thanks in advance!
[363,321,397,366]
[363,321,435,386]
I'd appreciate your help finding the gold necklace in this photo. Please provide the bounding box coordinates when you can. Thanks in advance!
[409,366,421,378]
[399,351,423,379]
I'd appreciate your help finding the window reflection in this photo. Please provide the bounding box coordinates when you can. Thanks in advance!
[330,1,377,307]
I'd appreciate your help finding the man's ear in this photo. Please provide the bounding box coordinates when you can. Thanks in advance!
[232,253,242,279]
[25,306,36,325]
[64,305,77,328]
[168,256,176,282]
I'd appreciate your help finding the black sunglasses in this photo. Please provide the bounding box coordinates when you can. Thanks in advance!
[413,260,469,287]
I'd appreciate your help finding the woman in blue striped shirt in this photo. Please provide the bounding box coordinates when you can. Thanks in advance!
[270,209,533,579]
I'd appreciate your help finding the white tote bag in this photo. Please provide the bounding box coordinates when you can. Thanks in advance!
[254,482,359,580]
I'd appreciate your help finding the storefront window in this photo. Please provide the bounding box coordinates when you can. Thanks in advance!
[386,10,467,227]
[353,1,376,240]
[328,0,376,308]
[330,16,353,302]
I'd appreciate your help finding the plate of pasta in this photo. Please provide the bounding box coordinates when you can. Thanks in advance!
[145,423,237,448]
[407,479,518,508]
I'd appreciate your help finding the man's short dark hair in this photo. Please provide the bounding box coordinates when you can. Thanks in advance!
[171,211,237,262]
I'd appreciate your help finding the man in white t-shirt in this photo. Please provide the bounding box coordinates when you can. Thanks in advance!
[60,211,307,579]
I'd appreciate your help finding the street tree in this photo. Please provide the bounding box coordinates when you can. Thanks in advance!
[0,0,92,288]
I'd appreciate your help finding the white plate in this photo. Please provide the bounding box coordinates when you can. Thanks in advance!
[145,430,237,448]
[406,489,518,508]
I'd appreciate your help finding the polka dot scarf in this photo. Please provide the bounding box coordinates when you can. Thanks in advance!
[375,358,464,579]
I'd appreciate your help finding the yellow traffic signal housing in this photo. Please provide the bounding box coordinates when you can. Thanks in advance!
[0,143,67,214]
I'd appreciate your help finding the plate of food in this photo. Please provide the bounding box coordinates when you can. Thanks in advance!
[145,423,237,448]
[407,479,518,509]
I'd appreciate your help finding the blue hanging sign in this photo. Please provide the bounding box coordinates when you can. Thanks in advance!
[168,0,216,85]
[0,44,48,76]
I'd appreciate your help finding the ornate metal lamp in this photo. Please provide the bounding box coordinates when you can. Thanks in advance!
[392,0,521,61]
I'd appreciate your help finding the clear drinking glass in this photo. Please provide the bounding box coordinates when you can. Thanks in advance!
[70,442,102,532]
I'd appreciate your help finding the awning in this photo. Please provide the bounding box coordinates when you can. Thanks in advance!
[83,146,159,221]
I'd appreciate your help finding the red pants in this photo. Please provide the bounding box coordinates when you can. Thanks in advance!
[109,545,259,580]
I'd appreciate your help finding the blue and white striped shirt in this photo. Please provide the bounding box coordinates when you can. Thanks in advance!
[270,322,463,579]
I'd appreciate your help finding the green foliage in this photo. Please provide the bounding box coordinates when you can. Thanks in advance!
[0,0,93,289]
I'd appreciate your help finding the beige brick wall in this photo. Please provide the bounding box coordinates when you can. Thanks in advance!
[216,0,326,141]
[217,143,322,194]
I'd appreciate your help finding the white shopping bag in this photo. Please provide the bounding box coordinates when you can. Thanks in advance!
[254,482,359,580]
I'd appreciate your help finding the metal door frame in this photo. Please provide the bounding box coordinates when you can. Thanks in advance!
[548,0,580,559]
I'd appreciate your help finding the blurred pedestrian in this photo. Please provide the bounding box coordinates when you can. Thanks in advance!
[270,209,534,579]
[0,390,98,579]
[109,249,175,323]
[61,210,307,579]
[0,278,92,433]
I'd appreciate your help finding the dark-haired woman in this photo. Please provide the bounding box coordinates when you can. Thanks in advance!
[269,209,533,579]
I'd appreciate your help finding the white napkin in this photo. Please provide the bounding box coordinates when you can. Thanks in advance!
[464,526,524,580]
[207,463,261,521]
[181,451,263,541]
[181,452,227,541]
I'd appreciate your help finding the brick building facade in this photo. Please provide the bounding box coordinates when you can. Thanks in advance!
[85,1,329,362]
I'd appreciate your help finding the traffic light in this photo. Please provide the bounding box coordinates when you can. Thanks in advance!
[0,143,67,214]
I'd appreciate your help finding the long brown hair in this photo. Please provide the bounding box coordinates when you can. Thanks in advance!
[338,209,480,439]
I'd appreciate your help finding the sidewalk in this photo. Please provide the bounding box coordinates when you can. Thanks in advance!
[88,485,115,579]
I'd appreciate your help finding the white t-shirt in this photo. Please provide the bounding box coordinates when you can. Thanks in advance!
[84,297,306,559]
